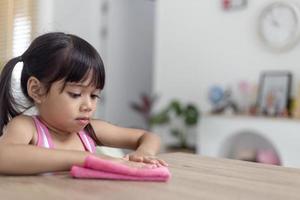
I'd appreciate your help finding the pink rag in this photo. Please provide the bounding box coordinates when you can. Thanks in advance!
[70,155,171,182]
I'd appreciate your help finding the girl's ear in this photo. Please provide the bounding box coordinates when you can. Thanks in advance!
[27,76,46,104]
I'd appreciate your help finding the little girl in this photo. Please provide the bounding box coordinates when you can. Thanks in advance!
[0,32,167,175]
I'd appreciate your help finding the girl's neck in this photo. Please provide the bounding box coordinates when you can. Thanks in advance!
[37,116,73,139]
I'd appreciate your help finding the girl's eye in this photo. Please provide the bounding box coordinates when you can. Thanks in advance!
[68,92,81,98]
[91,94,100,100]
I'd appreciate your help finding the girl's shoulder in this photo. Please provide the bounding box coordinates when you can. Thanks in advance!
[3,115,36,144]
[8,114,35,127]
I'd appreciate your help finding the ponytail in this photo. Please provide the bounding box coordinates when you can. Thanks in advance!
[0,56,22,135]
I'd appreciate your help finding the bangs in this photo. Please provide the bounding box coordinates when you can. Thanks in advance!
[50,36,105,91]
[63,52,104,89]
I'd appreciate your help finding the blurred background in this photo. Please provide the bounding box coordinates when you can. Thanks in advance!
[2,0,300,167]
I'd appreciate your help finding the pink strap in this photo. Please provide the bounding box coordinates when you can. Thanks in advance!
[78,131,96,153]
[32,116,54,149]
[32,116,95,153]
[86,134,96,153]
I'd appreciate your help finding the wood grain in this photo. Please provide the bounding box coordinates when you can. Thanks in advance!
[1,152,300,200]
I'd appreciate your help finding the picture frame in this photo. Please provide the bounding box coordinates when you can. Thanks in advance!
[257,71,292,116]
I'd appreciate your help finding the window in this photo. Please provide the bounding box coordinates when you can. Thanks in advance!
[0,0,37,69]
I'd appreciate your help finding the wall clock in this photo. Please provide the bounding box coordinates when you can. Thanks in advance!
[258,1,300,52]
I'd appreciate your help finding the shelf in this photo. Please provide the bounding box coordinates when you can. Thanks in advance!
[197,114,300,168]
[204,113,300,123]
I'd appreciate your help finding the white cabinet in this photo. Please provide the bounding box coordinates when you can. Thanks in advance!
[197,115,300,167]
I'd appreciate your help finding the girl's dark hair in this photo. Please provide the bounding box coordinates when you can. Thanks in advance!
[0,32,105,145]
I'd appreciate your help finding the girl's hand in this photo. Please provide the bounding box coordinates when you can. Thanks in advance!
[101,155,157,169]
[95,155,152,168]
[124,151,168,167]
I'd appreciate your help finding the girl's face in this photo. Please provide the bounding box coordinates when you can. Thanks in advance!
[38,74,100,134]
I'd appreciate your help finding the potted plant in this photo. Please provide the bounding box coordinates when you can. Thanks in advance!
[149,100,200,150]
[130,93,157,130]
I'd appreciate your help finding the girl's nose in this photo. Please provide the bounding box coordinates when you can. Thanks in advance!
[80,98,93,112]
[81,105,92,112]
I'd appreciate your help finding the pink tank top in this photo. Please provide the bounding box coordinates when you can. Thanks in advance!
[32,116,96,153]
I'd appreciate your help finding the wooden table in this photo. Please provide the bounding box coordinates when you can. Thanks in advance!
[1,152,300,200]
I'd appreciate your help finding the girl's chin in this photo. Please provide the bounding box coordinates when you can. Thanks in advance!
[72,124,89,132]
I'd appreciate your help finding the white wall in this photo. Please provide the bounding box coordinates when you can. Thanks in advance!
[37,0,102,49]
[154,0,300,113]
[104,0,155,128]
[36,0,53,34]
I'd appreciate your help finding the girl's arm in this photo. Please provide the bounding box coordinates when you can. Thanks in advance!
[0,116,152,175]
[0,144,90,175]
[91,120,168,166]
[0,115,91,175]
[0,144,151,175]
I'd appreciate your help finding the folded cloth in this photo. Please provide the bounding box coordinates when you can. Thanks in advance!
[71,166,170,181]
[70,155,171,182]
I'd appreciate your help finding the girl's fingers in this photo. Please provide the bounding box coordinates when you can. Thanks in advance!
[157,159,168,166]
[144,157,168,167]
[129,154,143,162]
[126,154,169,167]
[123,154,129,160]
[143,157,158,164]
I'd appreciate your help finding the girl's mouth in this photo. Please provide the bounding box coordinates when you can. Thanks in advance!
[76,118,90,125]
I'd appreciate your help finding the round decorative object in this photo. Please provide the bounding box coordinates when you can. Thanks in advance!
[208,86,224,105]
[258,1,300,51]
[256,149,281,165]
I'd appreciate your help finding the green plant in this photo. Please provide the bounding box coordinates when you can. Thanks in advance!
[150,100,200,149]
[130,93,156,130]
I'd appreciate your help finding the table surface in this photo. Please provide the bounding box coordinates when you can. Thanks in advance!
[1,152,300,200]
